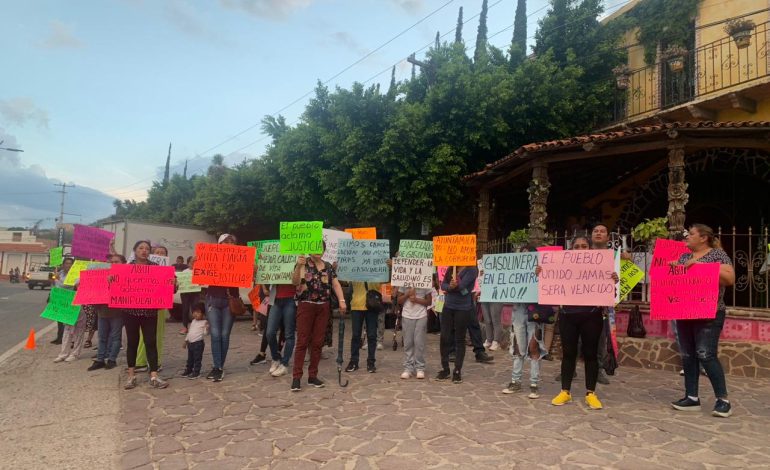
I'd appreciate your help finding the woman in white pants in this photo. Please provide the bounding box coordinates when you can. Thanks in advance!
[397,286,432,379]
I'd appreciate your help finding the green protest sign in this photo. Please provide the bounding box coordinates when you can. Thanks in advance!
[618,260,645,302]
[175,270,202,293]
[248,239,279,265]
[398,239,433,259]
[256,242,297,284]
[279,221,323,255]
[40,287,81,326]
[49,247,63,267]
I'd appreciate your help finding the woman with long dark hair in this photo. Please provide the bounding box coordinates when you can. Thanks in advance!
[671,224,735,417]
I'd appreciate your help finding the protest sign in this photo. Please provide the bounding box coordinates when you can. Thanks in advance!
[248,286,262,307]
[650,239,690,270]
[49,246,63,267]
[109,264,175,309]
[87,262,111,270]
[650,263,720,320]
[149,254,170,266]
[247,240,277,265]
[618,260,645,302]
[280,221,323,254]
[614,250,622,304]
[256,241,297,284]
[536,246,563,252]
[398,239,433,259]
[433,234,477,267]
[175,270,202,293]
[192,243,255,288]
[73,269,110,305]
[322,229,352,264]
[337,239,390,282]
[40,287,81,326]
[63,260,90,286]
[479,252,539,303]
[71,224,114,261]
[391,257,434,289]
[345,227,377,240]
[632,252,651,283]
[538,249,616,306]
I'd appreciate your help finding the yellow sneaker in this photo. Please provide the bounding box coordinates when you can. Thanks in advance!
[551,390,572,406]
[585,392,603,410]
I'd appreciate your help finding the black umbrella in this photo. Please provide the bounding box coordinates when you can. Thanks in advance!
[336,314,349,387]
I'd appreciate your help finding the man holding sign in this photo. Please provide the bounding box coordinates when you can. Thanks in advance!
[664,224,735,418]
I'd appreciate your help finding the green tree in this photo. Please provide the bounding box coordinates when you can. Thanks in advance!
[509,0,527,68]
[454,6,464,44]
[474,0,489,65]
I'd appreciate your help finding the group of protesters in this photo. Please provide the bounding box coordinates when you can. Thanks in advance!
[47,223,736,418]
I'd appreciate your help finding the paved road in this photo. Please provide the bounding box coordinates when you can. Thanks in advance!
[0,283,53,352]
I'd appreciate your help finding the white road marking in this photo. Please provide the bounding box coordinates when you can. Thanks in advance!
[0,321,57,366]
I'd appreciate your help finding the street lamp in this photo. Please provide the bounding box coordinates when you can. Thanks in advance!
[0,140,24,152]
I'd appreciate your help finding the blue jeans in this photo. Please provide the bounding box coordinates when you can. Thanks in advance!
[676,310,728,398]
[350,310,378,365]
[96,315,123,362]
[267,298,296,366]
[510,305,546,385]
[206,296,234,370]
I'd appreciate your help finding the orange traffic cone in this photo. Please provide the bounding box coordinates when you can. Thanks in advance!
[24,328,36,350]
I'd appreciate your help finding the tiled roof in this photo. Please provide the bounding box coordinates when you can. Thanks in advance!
[465,121,770,182]
[0,243,49,253]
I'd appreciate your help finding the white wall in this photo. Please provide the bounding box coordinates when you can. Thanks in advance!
[101,221,216,261]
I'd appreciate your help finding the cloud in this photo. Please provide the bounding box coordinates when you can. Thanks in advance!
[37,20,84,49]
[391,0,423,14]
[219,0,313,20]
[330,31,368,55]
[0,128,115,227]
[0,98,50,129]
[164,1,233,46]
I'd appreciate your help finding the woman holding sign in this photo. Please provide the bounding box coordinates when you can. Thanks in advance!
[134,245,170,372]
[437,265,479,384]
[545,236,612,410]
[123,240,168,390]
[670,224,735,418]
[290,244,347,392]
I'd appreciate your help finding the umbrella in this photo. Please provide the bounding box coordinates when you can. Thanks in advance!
[336,313,349,387]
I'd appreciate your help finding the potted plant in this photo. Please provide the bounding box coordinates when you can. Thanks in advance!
[724,18,755,49]
[631,217,669,250]
[661,45,688,73]
[507,228,529,251]
[612,64,631,90]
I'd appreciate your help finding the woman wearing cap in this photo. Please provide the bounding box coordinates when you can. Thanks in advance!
[204,234,241,382]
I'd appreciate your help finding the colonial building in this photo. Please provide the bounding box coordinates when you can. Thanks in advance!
[0,230,53,278]
[466,0,770,376]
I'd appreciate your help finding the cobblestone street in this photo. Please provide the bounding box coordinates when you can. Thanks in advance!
[118,319,770,469]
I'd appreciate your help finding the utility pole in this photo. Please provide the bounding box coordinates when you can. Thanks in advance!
[54,183,73,247]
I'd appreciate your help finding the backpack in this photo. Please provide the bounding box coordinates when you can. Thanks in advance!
[626,304,646,338]
[364,282,383,312]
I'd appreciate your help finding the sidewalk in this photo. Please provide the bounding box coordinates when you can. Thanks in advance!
[117,317,770,469]
[0,327,121,469]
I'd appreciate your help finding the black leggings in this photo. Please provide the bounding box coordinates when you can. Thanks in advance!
[559,310,603,392]
[125,314,159,372]
[440,307,472,372]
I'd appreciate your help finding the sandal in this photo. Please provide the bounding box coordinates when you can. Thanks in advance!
[124,376,138,390]
[251,324,257,331]
[150,377,169,389]
[84,340,92,348]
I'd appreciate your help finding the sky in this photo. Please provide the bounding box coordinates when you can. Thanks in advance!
[0,0,621,228]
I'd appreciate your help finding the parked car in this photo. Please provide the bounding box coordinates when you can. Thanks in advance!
[25,266,57,289]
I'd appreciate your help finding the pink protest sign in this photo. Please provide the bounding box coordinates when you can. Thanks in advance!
[650,239,689,271]
[538,249,616,306]
[108,264,175,309]
[536,246,563,252]
[73,269,110,305]
[650,263,720,320]
[71,224,114,261]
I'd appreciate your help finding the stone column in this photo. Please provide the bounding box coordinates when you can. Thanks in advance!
[477,188,490,255]
[666,145,689,238]
[528,162,551,245]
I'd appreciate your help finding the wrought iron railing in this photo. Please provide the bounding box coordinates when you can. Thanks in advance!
[485,226,769,310]
[610,21,770,124]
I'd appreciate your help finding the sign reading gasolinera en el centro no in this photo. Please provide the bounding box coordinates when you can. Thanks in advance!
[279,221,323,255]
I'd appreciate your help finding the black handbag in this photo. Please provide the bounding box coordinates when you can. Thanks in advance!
[364,282,383,312]
[627,305,646,338]
[527,304,557,324]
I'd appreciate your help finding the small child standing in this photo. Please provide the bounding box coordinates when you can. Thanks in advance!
[182,303,209,379]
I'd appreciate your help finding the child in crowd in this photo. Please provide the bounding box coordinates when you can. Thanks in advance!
[182,303,209,379]
[398,286,432,379]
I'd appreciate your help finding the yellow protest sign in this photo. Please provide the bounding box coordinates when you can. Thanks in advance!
[618,260,645,303]
[63,260,90,286]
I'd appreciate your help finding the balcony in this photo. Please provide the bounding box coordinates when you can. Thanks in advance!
[609,20,770,126]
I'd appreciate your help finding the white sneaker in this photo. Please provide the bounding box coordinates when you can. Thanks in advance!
[64,355,78,362]
[271,364,288,377]
[400,371,411,379]
[376,343,383,351]
[483,340,492,349]
[416,370,425,379]
[489,341,500,351]
[269,362,280,374]
[53,356,66,363]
